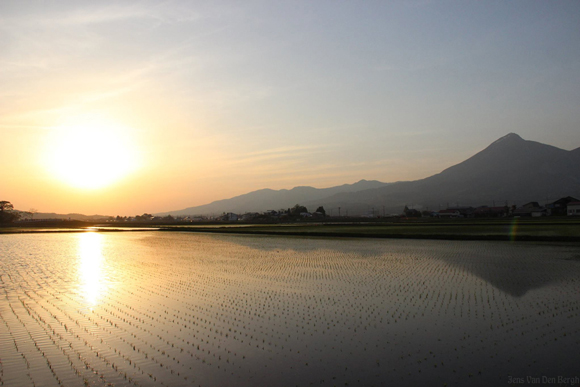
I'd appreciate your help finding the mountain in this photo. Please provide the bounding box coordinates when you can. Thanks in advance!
[157,179,389,216]
[302,133,580,214]
[160,133,580,216]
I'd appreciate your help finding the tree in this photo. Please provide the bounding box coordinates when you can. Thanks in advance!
[315,206,326,216]
[290,204,308,216]
[403,205,421,218]
[0,201,19,223]
[0,201,14,212]
[135,213,153,221]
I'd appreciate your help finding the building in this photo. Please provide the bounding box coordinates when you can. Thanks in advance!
[567,202,580,216]
[437,206,474,218]
[221,213,239,221]
[512,202,549,217]
[547,196,579,216]
[437,209,462,218]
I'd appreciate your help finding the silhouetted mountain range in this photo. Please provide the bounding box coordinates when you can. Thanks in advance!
[158,179,389,216]
[159,133,580,216]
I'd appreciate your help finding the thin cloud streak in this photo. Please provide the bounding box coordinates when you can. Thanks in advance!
[0,2,201,28]
[226,144,335,164]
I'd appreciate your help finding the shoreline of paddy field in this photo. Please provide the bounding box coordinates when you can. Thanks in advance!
[2,220,579,242]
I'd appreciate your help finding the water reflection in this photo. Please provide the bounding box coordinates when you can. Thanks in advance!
[201,234,580,298]
[77,232,105,306]
[437,253,577,298]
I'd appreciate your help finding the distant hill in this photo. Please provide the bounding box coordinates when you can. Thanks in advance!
[24,212,111,221]
[159,133,580,216]
[157,180,390,216]
[302,133,580,215]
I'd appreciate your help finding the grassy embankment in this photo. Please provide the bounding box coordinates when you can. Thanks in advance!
[159,218,580,242]
[2,218,580,241]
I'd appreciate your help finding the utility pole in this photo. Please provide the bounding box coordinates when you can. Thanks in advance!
[338,207,341,217]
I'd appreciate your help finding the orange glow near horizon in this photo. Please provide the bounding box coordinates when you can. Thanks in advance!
[44,118,140,190]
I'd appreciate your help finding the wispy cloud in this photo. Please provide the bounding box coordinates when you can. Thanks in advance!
[1,2,202,28]
[1,83,140,125]
[225,144,335,166]
[0,0,240,125]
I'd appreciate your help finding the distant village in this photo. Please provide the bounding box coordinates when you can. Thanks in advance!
[110,196,580,223]
[404,196,580,219]
[3,196,579,224]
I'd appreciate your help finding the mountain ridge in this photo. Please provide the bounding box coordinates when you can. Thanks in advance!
[156,179,390,216]
[158,134,580,216]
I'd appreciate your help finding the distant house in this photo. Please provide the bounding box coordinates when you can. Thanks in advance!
[452,206,474,217]
[437,206,474,218]
[547,196,579,216]
[567,202,580,216]
[531,208,550,217]
[512,202,549,217]
[437,209,462,218]
[220,213,239,221]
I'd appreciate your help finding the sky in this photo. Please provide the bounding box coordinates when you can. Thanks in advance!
[2,0,580,216]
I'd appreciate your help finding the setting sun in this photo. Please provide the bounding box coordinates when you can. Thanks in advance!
[44,120,140,190]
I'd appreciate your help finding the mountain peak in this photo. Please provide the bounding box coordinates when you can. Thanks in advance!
[490,133,523,146]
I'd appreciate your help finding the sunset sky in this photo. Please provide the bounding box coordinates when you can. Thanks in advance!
[2,1,580,216]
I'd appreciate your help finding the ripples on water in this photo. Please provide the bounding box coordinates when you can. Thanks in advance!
[1,232,579,386]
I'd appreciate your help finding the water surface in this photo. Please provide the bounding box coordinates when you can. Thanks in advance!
[1,232,579,386]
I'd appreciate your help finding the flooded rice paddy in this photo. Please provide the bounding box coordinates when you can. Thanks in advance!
[1,232,579,386]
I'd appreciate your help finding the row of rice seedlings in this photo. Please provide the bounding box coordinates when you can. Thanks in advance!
[32,271,194,386]
[187,236,580,384]
[0,310,38,387]
[104,236,502,384]
[8,283,144,386]
[75,238,568,384]
[1,242,195,387]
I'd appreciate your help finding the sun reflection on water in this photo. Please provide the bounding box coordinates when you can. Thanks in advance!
[77,232,106,306]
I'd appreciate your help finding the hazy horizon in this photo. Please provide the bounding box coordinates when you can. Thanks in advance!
[2,1,580,216]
